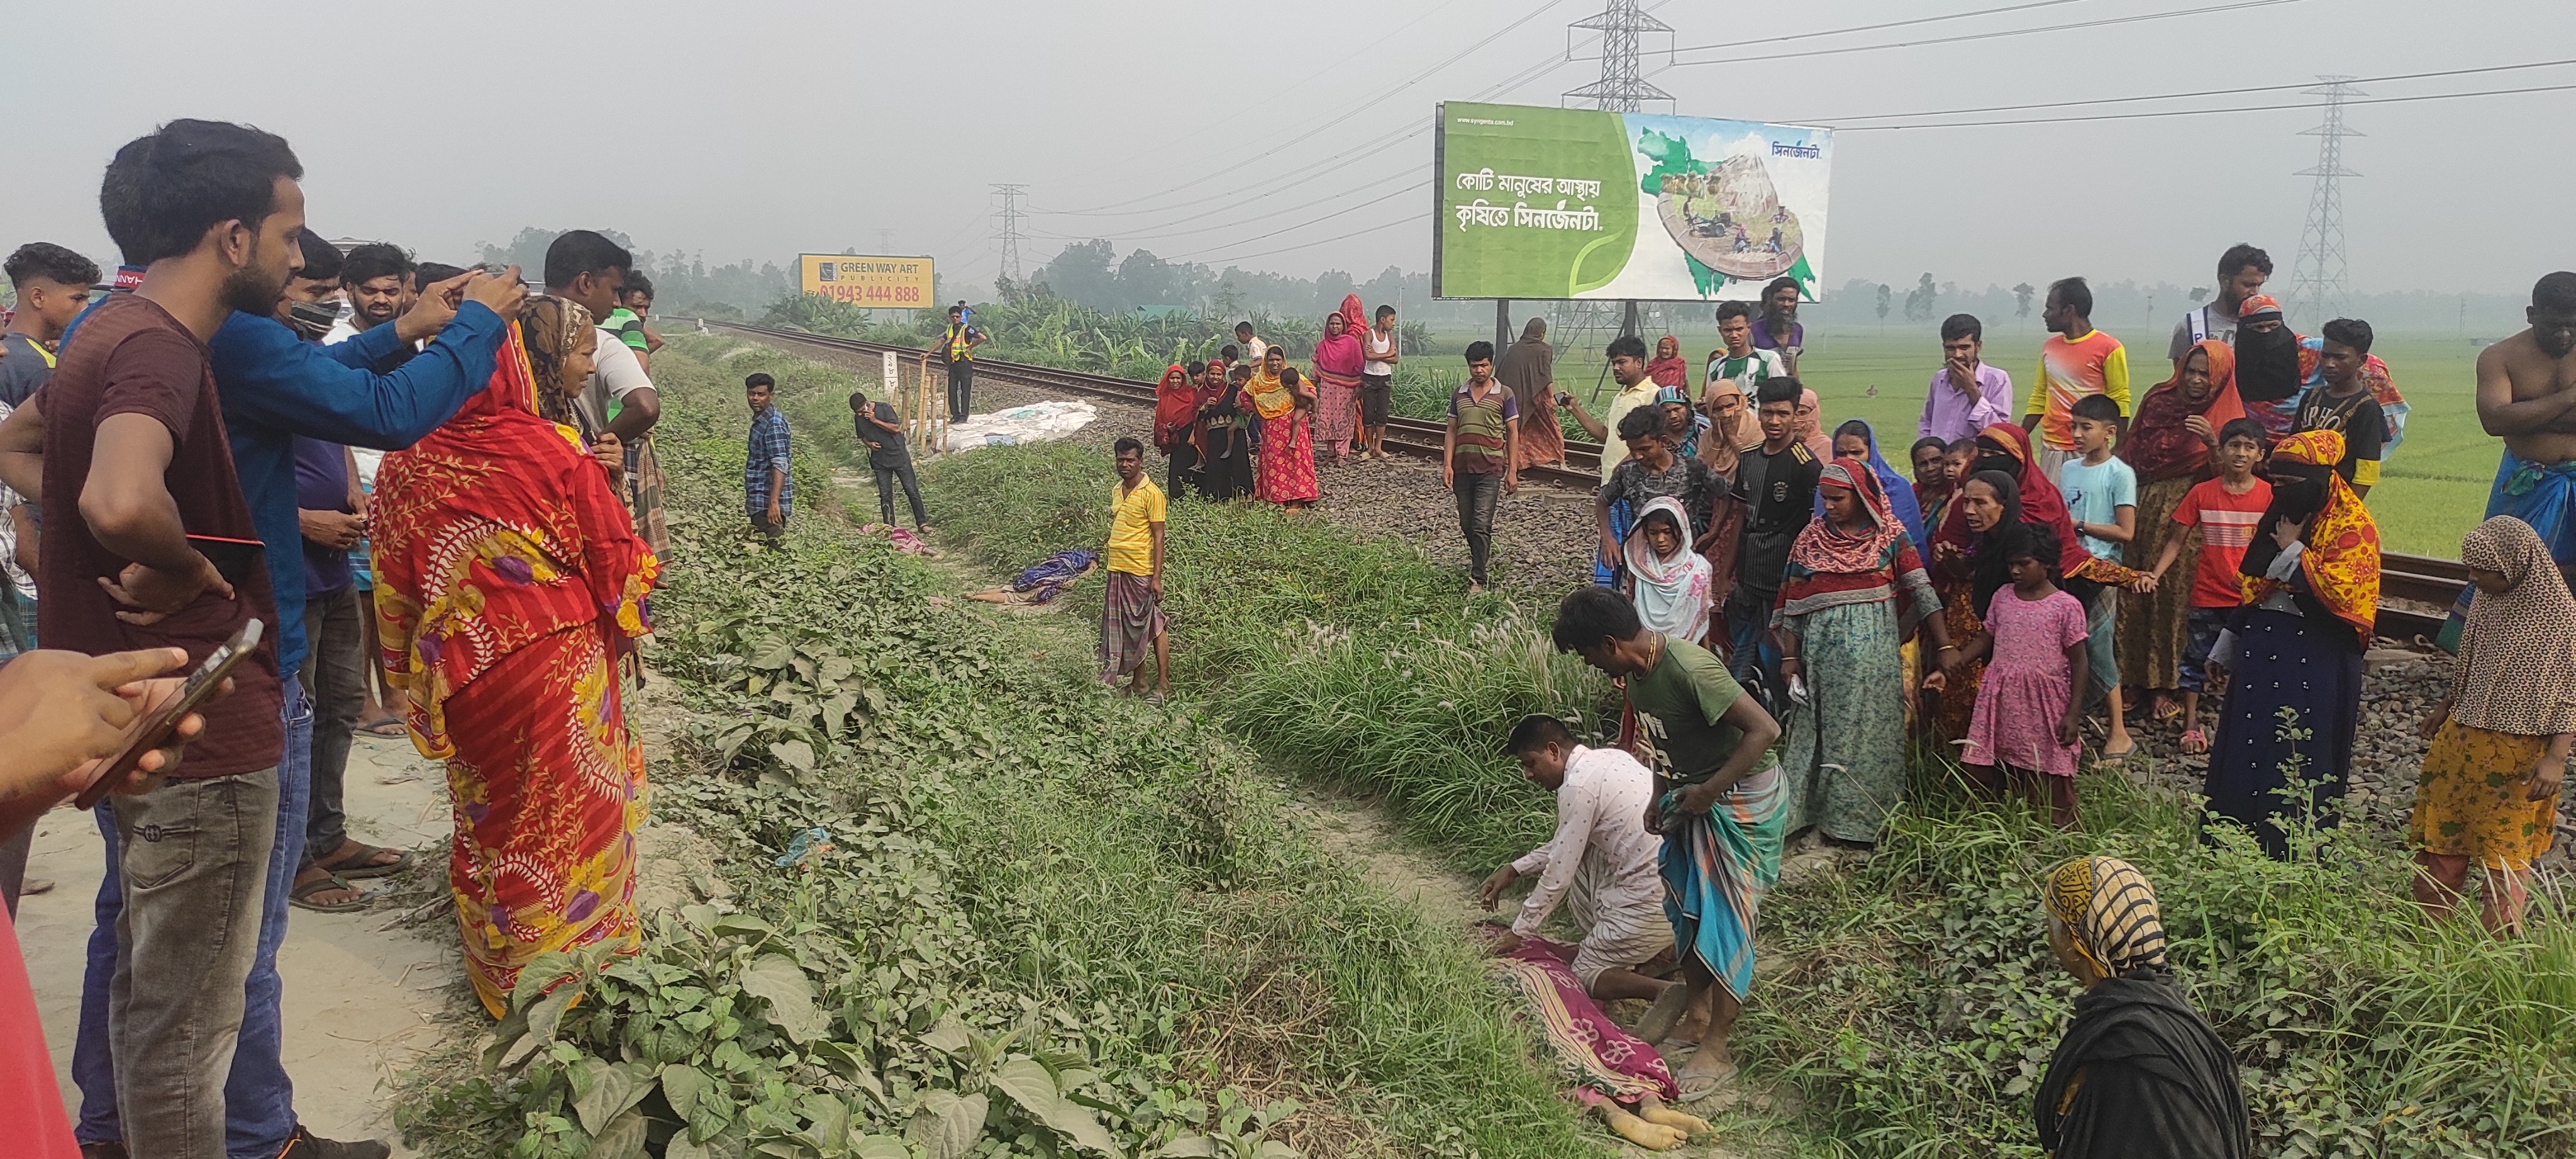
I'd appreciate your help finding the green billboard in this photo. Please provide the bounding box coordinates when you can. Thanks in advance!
[1433,101,1835,302]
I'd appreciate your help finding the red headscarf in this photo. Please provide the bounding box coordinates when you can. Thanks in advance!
[2122,339,2246,484]
[1646,335,1689,389]
[1313,294,1368,379]
[1790,458,1903,575]
[1152,363,1195,450]
[1934,423,2088,570]
[370,323,657,755]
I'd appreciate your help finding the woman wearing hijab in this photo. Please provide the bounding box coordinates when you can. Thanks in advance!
[1774,458,1953,845]
[1311,296,1368,462]
[1151,363,1199,499]
[1928,470,2025,740]
[2116,341,2245,720]
[2035,857,2249,1159]
[1823,420,1929,552]
[372,299,657,1017]
[1646,335,1690,391]
[2202,430,2379,859]
[1197,365,1256,502]
[1955,423,2145,598]
[1657,385,1708,461]
[2231,294,2305,438]
[1499,317,1564,469]
[1792,387,1833,460]
[1695,377,1755,609]
[1623,496,1714,644]
[1243,353,1319,507]
[2410,516,2575,934]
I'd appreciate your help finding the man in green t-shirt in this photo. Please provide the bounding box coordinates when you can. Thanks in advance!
[1553,585,1787,1106]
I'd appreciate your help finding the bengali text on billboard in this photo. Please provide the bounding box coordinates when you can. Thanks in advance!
[798,254,935,307]
[1433,101,1833,302]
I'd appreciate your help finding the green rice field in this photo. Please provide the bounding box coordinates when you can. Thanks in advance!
[1440,324,2500,557]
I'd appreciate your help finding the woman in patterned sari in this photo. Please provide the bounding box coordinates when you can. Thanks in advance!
[1243,349,1318,507]
[372,297,658,1017]
[1775,458,1953,845]
[2117,340,2243,721]
[1311,295,1368,461]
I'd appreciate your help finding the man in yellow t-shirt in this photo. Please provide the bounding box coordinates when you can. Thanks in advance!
[1102,437,1170,700]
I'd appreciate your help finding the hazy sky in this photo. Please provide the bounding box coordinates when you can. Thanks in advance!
[7,0,2572,297]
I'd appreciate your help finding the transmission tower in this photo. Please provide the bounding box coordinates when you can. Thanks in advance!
[991,183,1029,286]
[2290,77,2362,322]
[1562,1,1673,394]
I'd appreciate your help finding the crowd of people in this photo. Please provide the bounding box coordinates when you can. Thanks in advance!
[0,118,671,1158]
[1099,247,2575,1150]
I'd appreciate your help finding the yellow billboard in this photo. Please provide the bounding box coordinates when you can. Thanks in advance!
[797,254,935,308]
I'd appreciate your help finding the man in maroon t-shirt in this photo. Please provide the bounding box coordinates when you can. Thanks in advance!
[0,118,302,1159]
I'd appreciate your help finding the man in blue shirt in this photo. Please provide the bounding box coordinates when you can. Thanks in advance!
[38,233,520,1159]
[745,372,792,545]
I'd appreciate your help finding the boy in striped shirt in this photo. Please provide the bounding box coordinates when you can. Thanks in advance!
[2026,277,2131,479]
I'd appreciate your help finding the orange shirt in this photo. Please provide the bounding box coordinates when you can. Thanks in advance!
[2027,329,2132,451]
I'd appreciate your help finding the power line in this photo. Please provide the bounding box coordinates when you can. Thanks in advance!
[1797,57,2576,124]
[1831,79,2576,130]
[1652,0,2305,69]
[1165,179,1431,261]
[1180,214,1419,267]
[1584,0,2097,59]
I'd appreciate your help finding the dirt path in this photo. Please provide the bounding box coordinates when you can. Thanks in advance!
[23,731,460,1153]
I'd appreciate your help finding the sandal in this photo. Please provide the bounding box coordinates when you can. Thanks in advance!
[315,841,412,880]
[2099,740,2137,763]
[2180,728,2209,755]
[289,873,368,913]
[1674,1060,1740,1106]
[355,716,409,739]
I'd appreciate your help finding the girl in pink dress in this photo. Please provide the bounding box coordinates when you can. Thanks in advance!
[1958,522,2090,828]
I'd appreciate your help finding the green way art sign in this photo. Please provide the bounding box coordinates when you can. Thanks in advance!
[1433,101,1835,302]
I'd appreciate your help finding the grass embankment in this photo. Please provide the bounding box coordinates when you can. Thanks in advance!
[394,338,1594,1158]
[878,352,2576,1156]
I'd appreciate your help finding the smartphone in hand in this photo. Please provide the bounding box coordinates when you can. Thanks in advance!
[73,618,262,809]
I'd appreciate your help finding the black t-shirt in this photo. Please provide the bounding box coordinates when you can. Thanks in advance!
[2292,387,2384,484]
[1733,441,1824,597]
[853,401,911,467]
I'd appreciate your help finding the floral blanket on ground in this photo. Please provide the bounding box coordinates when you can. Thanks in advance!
[1482,932,1678,1104]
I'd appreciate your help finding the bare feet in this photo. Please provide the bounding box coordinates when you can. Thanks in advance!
[1595,1101,1684,1150]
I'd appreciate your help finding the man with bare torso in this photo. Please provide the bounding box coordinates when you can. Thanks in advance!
[2473,272,2576,592]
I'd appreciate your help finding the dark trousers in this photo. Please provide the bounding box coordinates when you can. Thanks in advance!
[297,585,367,870]
[873,461,926,527]
[752,511,787,545]
[1454,469,1502,585]
[946,359,974,421]
[1165,443,1198,502]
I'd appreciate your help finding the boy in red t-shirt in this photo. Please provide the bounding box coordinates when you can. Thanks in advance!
[2143,418,2272,752]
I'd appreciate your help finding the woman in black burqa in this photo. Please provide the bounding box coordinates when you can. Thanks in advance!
[2034,855,2248,1159]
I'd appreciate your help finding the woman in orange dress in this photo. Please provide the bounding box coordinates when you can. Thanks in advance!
[371,297,658,1016]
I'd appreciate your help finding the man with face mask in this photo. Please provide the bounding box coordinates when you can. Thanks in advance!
[2470,272,2576,600]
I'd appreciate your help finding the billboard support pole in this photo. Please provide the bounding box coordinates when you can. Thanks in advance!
[1619,300,1640,340]
[1495,300,1510,352]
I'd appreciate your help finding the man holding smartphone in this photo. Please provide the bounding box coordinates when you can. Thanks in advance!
[3,119,297,1159]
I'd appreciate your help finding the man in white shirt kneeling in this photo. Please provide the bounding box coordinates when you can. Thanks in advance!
[1480,714,1675,1002]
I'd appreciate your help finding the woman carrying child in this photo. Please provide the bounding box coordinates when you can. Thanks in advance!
[2409,515,2573,934]
[2201,430,2379,859]
[1775,458,1955,844]
[1957,521,2090,829]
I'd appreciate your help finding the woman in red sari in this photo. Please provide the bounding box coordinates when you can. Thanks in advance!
[372,296,658,1017]
[1243,348,1319,507]
[1646,335,1690,391]
[1312,294,1368,461]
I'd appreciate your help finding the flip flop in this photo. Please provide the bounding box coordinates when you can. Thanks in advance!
[316,842,413,880]
[289,873,367,913]
[1632,982,1694,1045]
[2099,741,2137,763]
[1674,1060,1740,1106]
[355,717,409,739]
[2180,728,2209,755]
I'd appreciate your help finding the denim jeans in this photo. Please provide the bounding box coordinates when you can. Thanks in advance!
[77,677,309,1158]
[1453,470,1502,585]
[299,587,367,868]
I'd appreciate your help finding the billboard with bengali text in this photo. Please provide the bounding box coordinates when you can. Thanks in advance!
[1433,101,1833,302]
[797,254,935,308]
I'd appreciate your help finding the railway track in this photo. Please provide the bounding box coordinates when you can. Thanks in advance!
[705,319,2466,641]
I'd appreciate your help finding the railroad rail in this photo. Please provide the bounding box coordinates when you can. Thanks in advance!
[706,319,2465,642]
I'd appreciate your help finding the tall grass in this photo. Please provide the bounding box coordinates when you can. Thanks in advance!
[895,377,2576,1158]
